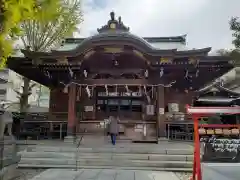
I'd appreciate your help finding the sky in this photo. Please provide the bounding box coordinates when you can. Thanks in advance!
[78,0,240,52]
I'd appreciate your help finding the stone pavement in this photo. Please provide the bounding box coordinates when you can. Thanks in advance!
[30,169,180,180]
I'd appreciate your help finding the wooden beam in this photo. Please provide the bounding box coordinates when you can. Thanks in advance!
[77,79,151,85]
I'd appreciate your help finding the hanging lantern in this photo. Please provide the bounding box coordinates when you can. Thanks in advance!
[114,60,119,66]
[144,70,148,78]
[159,67,164,77]
[195,69,199,77]
[83,70,88,78]
[68,67,73,77]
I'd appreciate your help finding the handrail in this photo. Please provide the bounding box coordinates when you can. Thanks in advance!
[75,128,87,171]
[77,128,87,148]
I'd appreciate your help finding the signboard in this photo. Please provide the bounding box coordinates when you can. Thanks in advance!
[201,137,240,162]
[84,106,93,112]
[199,126,240,163]
[159,108,165,115]
[97,92,142,97]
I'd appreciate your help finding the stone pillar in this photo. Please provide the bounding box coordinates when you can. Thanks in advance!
[65,84,76,143]
[157,86,165,138]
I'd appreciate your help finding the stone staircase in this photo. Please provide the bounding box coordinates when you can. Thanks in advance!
[18,142,194,172]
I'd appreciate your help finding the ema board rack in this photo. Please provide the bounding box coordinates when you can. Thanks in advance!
[186,105,240,180]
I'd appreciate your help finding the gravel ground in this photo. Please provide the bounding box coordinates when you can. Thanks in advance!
[13,169,45,180]
[175,172,192,180]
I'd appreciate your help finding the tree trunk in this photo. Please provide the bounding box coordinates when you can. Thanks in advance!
[20,77,30,112]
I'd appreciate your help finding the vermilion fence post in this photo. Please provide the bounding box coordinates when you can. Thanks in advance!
[193,115,202,180]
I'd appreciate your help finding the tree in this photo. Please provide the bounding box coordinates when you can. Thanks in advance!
[0,0,34,67]
[230,17,240,48]
[221,17,240,66]
[216,49,240,68]
[0,0,63,67]
[17,0,83,112]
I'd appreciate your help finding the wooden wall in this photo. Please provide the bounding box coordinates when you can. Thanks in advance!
[165,89,194,112]
[49,88,69,113]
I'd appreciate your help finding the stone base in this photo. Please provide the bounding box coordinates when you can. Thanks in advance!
[2,135,16,142]
[0,164,18,180]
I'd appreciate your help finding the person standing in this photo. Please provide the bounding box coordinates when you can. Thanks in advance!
[109,116,119,145]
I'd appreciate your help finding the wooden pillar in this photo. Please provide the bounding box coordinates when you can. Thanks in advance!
[157,86,165,137]
[67,84,76,136]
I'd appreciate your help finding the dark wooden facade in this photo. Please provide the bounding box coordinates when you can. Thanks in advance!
[7,12,234,142]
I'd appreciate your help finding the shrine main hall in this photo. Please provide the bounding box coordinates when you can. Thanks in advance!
[8,12,234,142]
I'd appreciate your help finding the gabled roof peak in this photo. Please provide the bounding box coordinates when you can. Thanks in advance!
[97,11,130,33]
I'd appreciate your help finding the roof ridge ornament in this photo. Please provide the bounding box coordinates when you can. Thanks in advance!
[97,11,130,33]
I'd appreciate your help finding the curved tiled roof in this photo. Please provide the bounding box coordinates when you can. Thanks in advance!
[64,35,187,44]
[21,31,211,59]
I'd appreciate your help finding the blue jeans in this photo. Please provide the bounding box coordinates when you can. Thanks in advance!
[110,133,116,145]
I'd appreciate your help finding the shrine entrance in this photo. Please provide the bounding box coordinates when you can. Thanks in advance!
[95,87,143,120]
[79,83,159,142]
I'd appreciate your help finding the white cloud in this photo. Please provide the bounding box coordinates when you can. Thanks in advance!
[79,0,240,51]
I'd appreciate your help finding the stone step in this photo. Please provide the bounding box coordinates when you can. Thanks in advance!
[20,143,193,171]
[19,158,193,169]
[19,152,193,161]
[18,164,193,172]
[27,146,193,155]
